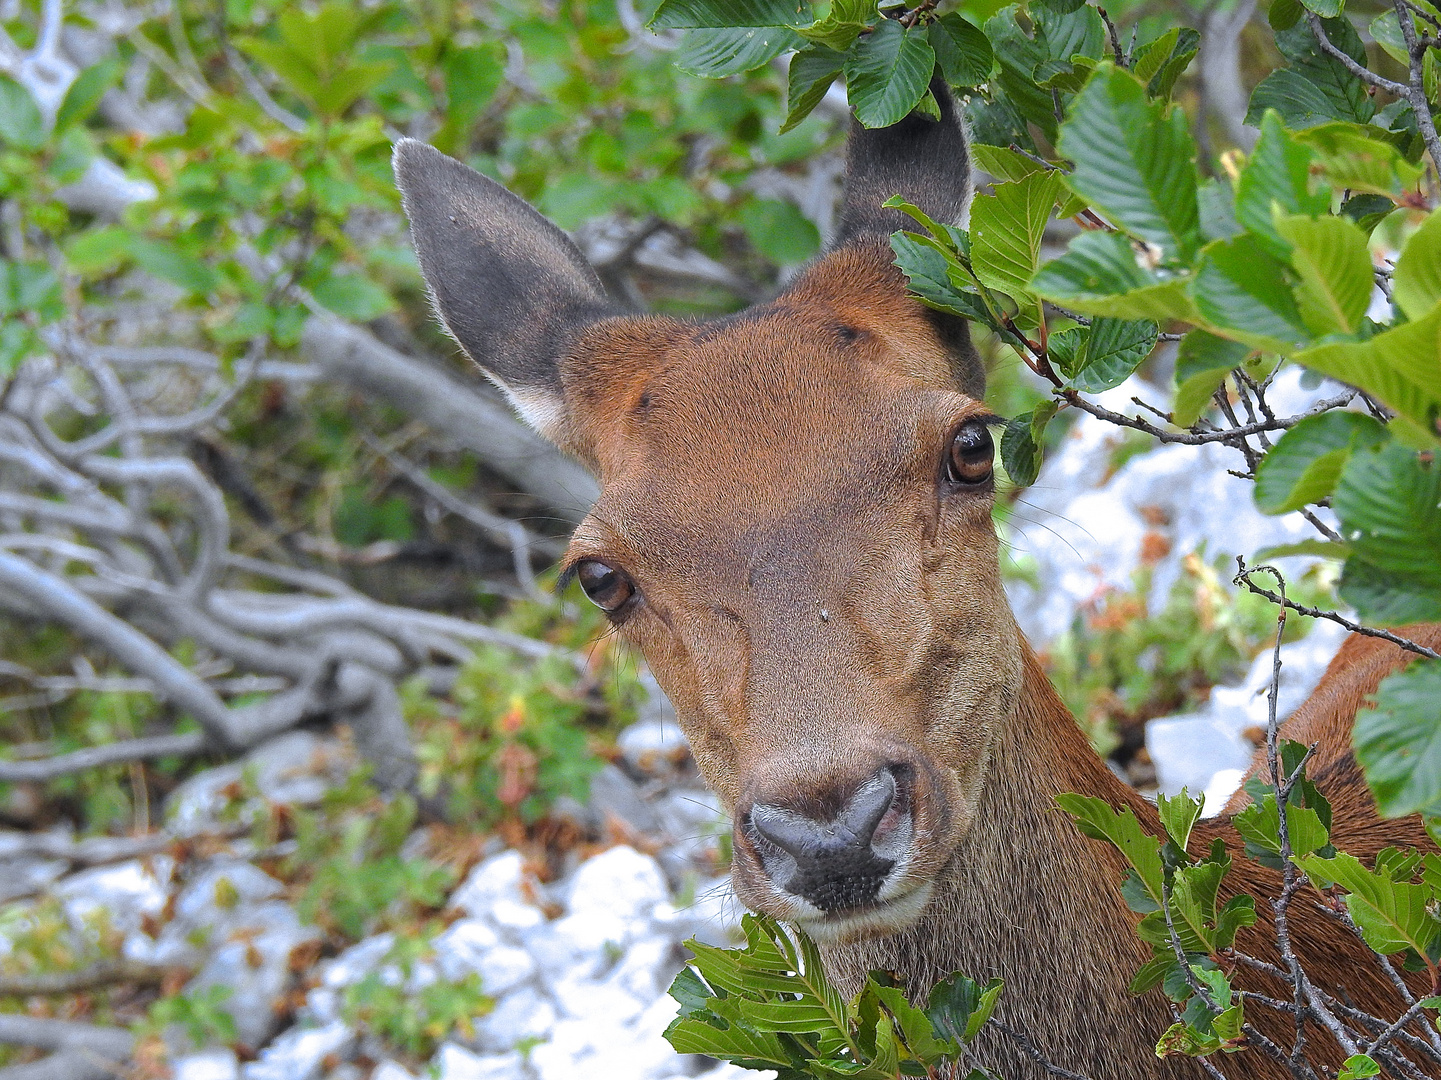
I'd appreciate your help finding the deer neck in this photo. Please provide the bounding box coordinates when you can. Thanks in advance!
[817,638,1183,1079]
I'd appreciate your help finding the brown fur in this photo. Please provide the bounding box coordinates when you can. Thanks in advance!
[395,132,1439,1079]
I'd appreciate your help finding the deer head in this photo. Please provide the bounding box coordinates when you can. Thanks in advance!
[395,87,1026,945]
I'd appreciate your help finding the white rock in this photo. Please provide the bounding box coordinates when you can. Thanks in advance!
[188,901,322,1050]
[549,909,632,964]
[616,715,689,775]
[527,1019,599,1080]
[473,985,556,1053]
[451,852,529,919]
[370,1063,417,1080]
[488,897,543,935]
[550,976,645,1024]
[242,1020,353,1080]
[605,936,676,1003]
[55,859,169,936]
[433,919,501,982]
[477,945,537,997]
[565,846,668,923]
[322,933,396,988]
[172,1048,239,1080]
[0,857,67,904]
[432,1042,523,1080]
[175,861,284,925]
[1147,715,1254,799]
[652,876,745,947]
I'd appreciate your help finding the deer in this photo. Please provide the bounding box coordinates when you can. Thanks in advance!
[392,83,1439,1080]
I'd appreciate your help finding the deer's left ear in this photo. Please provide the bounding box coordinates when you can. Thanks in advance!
[393,139,620,440]
[830,79,984,400]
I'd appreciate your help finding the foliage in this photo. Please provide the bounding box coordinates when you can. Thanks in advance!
[407,580,644,827]
[340,933,491,1058]
[1045,552,1325,756]
[142,985,239,1049]
[288,776,454,940]
[1062,749,1441,1072]
[669,0,1441,832]
[663,912,1002,1078]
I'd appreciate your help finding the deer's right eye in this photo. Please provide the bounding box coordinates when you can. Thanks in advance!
[576,559,636,612]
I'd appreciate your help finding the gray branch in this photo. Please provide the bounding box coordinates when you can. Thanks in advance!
[301,316,597,523]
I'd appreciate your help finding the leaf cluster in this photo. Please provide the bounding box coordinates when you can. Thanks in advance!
[664,913,1002,1079]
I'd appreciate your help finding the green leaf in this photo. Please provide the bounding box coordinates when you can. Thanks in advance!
[1392,209,1441,323]
[1057,793,1165,908]
[843,20,935,128]
[1294,307,1441,440]
[1270,0,1303,28]
[1192,235,1310,353]
[1065,317,1158,393]
[781,46,845,133]
[127,238,218,295]
[929,14,993,88]
[867,980,957,1061]
[970,171,1063,303]
[0,261,63,321]
[1274,214,1373,337]
[1253,539,1351,559]
[1235,111,1331,260]
[1254,411,1390,514]
[1131,27,1201,101]
[1299,0,1343,17]
[1245,21,1375,129]
[677,25,804,76]
[664,1011,796,1065]
[650,0,812,29]
[970,144,1047,182]
[312,273,394,320]
[796,0,876,50]
[0,76,45,151]
[1295,123,1425,201]
[1031,230,1197,322]
[1335,444,1441,623]
[1158,788,1203,852]
[890,233,993,324]
[1340,1054,1382,1080]
[1294,850,1441,956]
[1056,64,1201,264]
[1000,402,1057,487]
[54,60,121,134]
[1233,796,1332,860]
[984,6,1061,143]
[1173,330,1250,426]
[739,198,821,264]
[1355,661,1441,819]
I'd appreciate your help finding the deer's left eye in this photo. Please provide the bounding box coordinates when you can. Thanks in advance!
[576,559,635,612]
[945,421,994,485]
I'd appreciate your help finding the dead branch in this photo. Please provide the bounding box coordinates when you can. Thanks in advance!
[300,315,598,522]
[0,960,172,997]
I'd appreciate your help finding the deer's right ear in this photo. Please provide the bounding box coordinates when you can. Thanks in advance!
[393,139,621,440]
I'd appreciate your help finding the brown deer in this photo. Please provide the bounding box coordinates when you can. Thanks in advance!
[392,87,1438,1079]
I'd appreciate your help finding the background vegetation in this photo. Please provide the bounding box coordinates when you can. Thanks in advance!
[0,0,1438,1075]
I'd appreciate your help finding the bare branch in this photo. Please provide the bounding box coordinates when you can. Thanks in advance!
[1234,557,1441,660]
[0,1016,131,1059]
[301,315,598,522]
[0,732,206,783]
[0,960,172,997]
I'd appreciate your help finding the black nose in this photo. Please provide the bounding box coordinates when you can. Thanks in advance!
[748,767,905,913]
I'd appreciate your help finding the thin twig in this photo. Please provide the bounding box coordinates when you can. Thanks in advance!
[1234,557,1441,659]
[991,1018,1097,1080]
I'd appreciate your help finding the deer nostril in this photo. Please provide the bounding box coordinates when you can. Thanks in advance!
[747,767,909,913]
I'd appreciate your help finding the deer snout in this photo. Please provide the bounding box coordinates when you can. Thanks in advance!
[745,765,913,913]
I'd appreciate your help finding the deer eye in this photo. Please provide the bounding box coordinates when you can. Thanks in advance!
[575,559,635,612]
[945,421,994,485]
